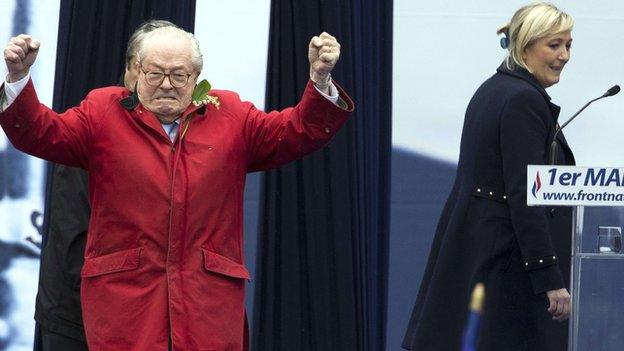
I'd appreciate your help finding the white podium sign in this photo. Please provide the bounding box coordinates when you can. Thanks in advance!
[527,165,624,206]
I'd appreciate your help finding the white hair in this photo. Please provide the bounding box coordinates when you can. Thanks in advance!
[125,20,178,69]
[137,26,203,73]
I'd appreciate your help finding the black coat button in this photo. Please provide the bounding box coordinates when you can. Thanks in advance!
[549,208,556,217]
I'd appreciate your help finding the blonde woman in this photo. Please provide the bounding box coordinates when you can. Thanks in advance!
[403,3,574,350]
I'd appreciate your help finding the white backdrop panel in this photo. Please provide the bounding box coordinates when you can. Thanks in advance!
[0,0,59,350]
[393,0,624,166]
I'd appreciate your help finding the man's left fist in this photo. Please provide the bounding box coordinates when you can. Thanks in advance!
[308,32,340,85]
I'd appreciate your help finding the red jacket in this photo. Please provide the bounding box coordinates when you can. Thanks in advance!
[0,80,354,351]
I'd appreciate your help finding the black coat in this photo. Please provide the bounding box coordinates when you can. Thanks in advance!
[35,165,89,342]
[403,64,575,351]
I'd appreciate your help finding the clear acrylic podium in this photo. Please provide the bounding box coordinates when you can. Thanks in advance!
[570,206,624,351]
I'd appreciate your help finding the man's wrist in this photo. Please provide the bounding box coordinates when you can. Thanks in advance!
[7,71,28,83]
[310,72,331,91]
[3,72,30,110]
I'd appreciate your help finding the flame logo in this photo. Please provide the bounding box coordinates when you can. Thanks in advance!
[532,171,542,198]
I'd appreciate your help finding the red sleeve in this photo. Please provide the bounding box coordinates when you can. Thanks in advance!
[242,80,354,172]
[0,79,94,169]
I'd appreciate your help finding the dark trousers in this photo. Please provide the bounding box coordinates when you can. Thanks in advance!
[35,324,88,351]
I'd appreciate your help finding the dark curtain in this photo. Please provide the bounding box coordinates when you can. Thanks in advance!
[36,0,196,347]
[253,1,393,350]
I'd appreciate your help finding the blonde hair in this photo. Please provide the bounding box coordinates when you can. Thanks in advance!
[498,2,574,70]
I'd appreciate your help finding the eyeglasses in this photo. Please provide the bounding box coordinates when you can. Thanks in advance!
[140,68,193,88]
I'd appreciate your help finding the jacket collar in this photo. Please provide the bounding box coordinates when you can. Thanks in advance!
[496,62,563,123]
[497,63,573,161]
[120,89,140,110]
[496,63,552,102]
[118,89,207,142]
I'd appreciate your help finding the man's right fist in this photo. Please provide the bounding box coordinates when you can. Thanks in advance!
[4,34,40,82]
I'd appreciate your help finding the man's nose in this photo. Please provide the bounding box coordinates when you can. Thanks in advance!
[159,75,174,89]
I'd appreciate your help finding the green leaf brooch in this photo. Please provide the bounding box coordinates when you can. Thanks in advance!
[192,79,220,109]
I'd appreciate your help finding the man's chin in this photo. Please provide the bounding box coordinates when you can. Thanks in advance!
[149,105,181,120]
[154,104,179,114]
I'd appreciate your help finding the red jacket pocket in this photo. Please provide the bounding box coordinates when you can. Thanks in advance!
[81,247,142,278]
[202,248,250,280]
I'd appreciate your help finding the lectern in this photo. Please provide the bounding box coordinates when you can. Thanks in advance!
[527,165,624,351]
[570,206,624,351]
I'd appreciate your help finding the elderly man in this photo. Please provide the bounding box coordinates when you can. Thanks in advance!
[34,20,178,351]
[1,26,353,350]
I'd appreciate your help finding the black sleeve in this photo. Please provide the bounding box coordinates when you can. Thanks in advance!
[500,90,564,294]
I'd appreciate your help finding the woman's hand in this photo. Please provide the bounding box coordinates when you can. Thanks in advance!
[546,288,570,321]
